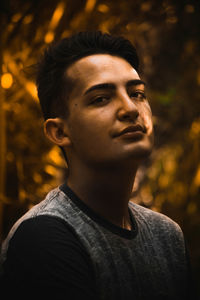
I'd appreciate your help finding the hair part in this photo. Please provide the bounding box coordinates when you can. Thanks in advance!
[36,31,139,120]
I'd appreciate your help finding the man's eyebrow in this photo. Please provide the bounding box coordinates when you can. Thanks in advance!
[126,79,146,88]
[84,79,146,96]
[84,83,115,95]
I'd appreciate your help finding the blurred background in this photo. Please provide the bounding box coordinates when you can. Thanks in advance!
[0,0,199,295]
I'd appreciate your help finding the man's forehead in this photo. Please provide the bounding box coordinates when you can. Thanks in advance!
[66,54,138,79]
[65,54,140,95]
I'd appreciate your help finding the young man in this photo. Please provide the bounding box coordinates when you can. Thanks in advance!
[0,31,193,299]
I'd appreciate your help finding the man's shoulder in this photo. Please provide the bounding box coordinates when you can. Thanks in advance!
[0,187,70,262]
[129,201,183,237]
[13,186,69,225]
[8,214,79,246]
[9,187,64,231]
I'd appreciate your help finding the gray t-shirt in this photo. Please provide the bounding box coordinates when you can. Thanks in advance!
[0,183,191,299]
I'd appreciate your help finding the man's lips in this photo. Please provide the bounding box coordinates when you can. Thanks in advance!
[113,124,146,138]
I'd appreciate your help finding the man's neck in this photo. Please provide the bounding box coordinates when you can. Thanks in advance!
[67,162,138,229]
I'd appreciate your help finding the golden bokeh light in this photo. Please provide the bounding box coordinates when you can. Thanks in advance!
[85,0,96,12]
[193,166,200,187]
[12,13,22,23]
[1,73,13,89]
[25,81,38,100]
[49,2,65,29]
[97,4,109,13]
[189,119,200,139]
[47,146,64,165]
[44,31,55,44]
[23,14,33,25]
[45,165,57,176]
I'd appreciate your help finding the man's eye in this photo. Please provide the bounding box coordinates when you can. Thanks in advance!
[91,96,110,105]
[130,92,146,101]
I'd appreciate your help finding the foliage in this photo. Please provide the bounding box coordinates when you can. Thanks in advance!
[0,0,199,293]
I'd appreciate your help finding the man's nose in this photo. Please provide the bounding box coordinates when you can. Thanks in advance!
[117,93,139,122]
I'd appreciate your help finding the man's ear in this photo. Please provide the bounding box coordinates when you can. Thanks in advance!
[44,118,71,147]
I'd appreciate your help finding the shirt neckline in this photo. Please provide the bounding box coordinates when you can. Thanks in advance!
[59,182,138,240]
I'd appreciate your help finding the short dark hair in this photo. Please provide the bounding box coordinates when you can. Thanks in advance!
[36,31,139,120]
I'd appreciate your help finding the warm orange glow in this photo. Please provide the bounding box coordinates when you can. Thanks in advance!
[45,165,57,176]
[48,146,63,165]
[44,31,55,43]
[23,14,33,24]
[85,0,96,12]
[25,81,38,100]
[140,3,151,12]
[194,166,200,187]
[61,29,71,38]
[97,4,109,13]
[190,119,200,139]
[12,13,21,23]
[33,173,42,183]
[49,2,65,29]
[185,4,194,13]
[1,73,13,89]
[2,64,7,73]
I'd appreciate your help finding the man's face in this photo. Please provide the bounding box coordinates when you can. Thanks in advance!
[64,54,154,168]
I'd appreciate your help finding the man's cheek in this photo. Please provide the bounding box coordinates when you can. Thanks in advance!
[140,110,153,135]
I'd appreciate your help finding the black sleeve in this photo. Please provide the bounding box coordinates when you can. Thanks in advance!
[1,215,97,299]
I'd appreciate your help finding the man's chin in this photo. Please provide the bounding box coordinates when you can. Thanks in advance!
[123,139,153,160]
